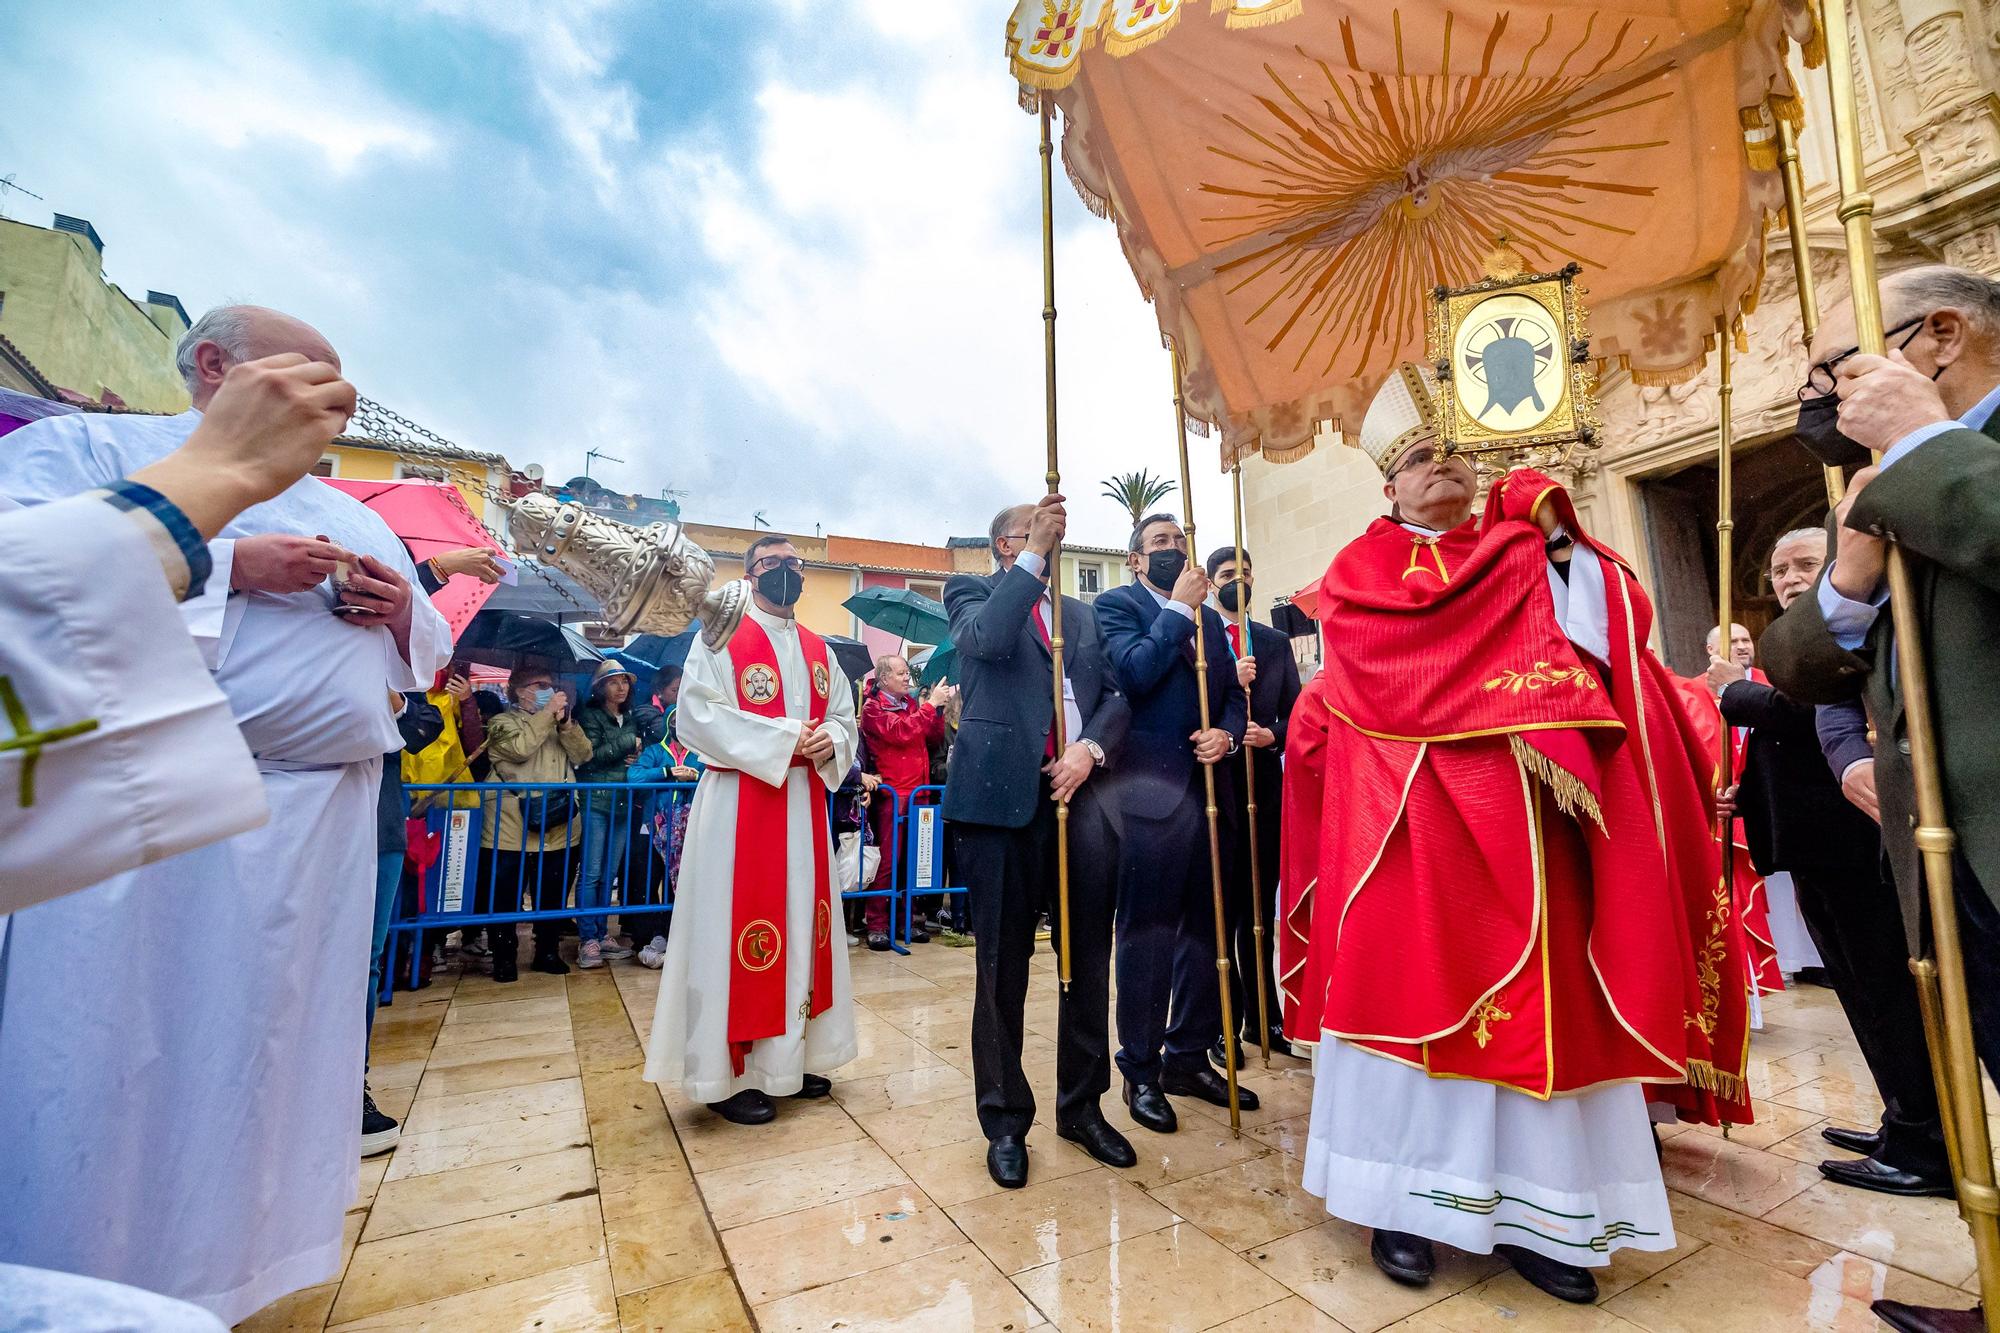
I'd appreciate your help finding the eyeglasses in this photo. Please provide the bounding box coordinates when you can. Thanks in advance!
[998,533,1030,543]
[1797,317,1924,401]
[1387,444,1445,480]
[749,555,805,575]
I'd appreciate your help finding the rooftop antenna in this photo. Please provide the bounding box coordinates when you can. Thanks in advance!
[752,510,770,530]
[583,447,624,483]
[0,175,44,220]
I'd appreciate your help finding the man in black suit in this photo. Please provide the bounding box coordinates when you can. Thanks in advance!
[1711,529,1948,1198]
[1095,513,1254,1133]
[1204,546,1302,1065]
[943,494,1136,1188]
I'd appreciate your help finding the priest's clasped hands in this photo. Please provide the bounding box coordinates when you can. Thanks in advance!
[794,720,836,764]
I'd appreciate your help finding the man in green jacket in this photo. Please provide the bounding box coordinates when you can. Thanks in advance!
[1759,264,2000,1333]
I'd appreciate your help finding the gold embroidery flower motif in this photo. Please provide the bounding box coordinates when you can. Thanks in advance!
[1483,661,1600,693]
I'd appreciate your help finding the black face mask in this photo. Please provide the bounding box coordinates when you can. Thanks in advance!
[1793,394,1871,469]
[755,565,804,607]
[1145,548,1187,589]
[1216,579,1246,613]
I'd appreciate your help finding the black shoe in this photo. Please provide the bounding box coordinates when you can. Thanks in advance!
[1369,1230,1435,1286]
[1871,1299,1986,1333]
[1161,1063,1261,1111]
[491,954,519,983]
[1820,1124,1886,1157]
[1792,966,1832,988]
[867,933,891,951]
[791,1073,832,1099]
[706,1089,776,1125]
[1210,1035,1236,1069]
[530,952,569,975]
[908,925,931,944]
[1123,1080,1177,1134]
[987,1135,1029,1188]
[1498,1244,1597,1303]
[1057,1115,1138,1168]
[1819,1154,1955,1198]
[360,1088,400,1158]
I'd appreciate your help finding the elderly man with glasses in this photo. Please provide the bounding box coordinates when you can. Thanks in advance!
[1761,263,2000,1333]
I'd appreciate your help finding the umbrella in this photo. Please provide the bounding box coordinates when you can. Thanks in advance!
[910,640,959,688]
[626,630,699,673]
[843,586,949,644]
[455,610,606,673]
[321,476,506,639]
[1004,0,1816,466]
[0,388,76,440]
[823,635,876,685]
[481,559,604,621]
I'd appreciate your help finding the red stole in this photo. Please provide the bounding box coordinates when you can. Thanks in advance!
[726,615,835,1073]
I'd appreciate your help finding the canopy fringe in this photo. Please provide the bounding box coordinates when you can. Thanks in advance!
[1104,10,1181,57]
[1683,1058,1747,1102]
[1510,733,1608,836]
[1064,154,1115,219]
[1221,0,1305,30]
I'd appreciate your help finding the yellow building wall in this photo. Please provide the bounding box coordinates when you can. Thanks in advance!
[323,442,495,520]
[0,220,190,412]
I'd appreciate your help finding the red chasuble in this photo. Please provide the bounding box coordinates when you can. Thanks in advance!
[725,616,836,1075]
[1290,468,1750,1121]
[1673,671,1784,1000]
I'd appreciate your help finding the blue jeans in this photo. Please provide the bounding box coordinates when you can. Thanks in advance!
[577,806,631,944]
[367,851,404,1042]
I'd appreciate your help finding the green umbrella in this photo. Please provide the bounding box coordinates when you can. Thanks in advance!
[910,640,959,687]
[843,586,950,643]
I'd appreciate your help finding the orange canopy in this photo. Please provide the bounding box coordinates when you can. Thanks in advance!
[1006,0,1818,466]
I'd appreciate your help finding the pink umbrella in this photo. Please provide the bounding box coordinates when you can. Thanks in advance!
[319,476,504,642]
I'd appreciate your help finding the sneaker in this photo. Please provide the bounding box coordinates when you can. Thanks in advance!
[599,937,634,961]
[638,936,668,969]
[459,933,489,959]
[361,1087,400,1157]
[578,940,605,969]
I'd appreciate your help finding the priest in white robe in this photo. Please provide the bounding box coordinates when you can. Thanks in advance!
[0,307,451,1325]
[645,535,858,1124]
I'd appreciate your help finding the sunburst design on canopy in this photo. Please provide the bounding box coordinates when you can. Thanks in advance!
[1201,10,1674,383]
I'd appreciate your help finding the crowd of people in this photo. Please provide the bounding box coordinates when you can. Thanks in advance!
[2,262,1999,1332]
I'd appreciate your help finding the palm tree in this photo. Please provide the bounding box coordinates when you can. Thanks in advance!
[1099,469,1177,529]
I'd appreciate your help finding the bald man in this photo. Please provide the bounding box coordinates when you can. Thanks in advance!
[0,304,452,1323]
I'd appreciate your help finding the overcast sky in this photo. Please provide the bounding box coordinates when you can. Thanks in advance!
[0,1,1241,551]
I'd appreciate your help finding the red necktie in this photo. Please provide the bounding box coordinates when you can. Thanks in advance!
[1033,601,1057,758]
[1226,621,1243,659]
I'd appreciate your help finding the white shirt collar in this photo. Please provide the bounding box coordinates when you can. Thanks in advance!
[1962,380,2000,432]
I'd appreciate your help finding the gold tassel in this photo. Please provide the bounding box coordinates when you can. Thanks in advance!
[1222,0,1305,30]
[1510,734,1608,836]
[1062,154,1115,220]
[1771,93,1806,129]
[1684,1058,1747,1102]
[1103,8,1182,57]
[1260,438,1317,465]
[1623,353,1712,388]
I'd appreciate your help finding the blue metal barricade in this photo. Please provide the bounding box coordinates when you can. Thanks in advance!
[381,774,908,1003]
[895,783,964,945]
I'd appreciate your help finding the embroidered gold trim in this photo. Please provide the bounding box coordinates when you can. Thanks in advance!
[1472,993,1512,1049]
[1483,661,1600,694]
[1325,701,1623,746]
[1508,733,1607,836]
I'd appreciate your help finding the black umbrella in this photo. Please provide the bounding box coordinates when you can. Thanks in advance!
[456,610,607,673]
[480,560,604,620]
[823,634,876,684]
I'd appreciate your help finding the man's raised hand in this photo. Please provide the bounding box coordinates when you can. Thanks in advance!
[337,553,414,631]
[1027,494,1067,557]
[231,533,356,594]
[1171,565,1211,610]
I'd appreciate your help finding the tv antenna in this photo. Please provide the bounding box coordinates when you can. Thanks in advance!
[752,510,770,530]
[583,447,624,482]
[0,175,44,220]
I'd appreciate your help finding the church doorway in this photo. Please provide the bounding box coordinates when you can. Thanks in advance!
[1633,432,1835,676]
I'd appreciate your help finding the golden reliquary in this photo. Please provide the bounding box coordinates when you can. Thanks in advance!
[1426,245,1601,473]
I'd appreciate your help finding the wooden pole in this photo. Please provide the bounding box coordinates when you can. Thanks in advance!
[1039,96,1073,992]
[1231,463,1272,1068]
[1821,2,1999,1320]
[1171,342,1241,1133]
[1774,114,1847,507]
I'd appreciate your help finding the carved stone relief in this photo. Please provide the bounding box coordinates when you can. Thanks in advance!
[1943,223,2000,273]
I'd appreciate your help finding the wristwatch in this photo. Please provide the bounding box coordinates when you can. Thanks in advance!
[1081,738,1106,767]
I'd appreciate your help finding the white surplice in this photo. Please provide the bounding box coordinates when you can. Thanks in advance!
[644,605,858,1103]
[1300,538,1675,1265]
[0,410,452,1324]
[0,492,266,910]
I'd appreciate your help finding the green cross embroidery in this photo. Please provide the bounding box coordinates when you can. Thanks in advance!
[0,675,100,808]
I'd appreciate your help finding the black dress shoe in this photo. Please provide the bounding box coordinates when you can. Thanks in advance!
[1497,1244,1598,1303]
[1058,1115,1138,1168]
[1871,1299,1987,1333]
[1820,1124,1886,1157]
[706,1089,776,1125]
[1369,1229,1435,1286]
[791,1073,832,1099]
[1819,1154,1955,1197]
[530,952,570,975]
[490,954,519,983]
[1161,1063,1261,1111]
[987,1135,1028,1188]
[1123,1081,1177,1134]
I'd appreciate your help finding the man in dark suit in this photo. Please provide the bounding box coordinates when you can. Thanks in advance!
[1711,530,1948,1198]
[943,494,1135,1188]
[1759,265,2000,1333]
[1095,513,1254,1133]
[1204,546,1302,1064]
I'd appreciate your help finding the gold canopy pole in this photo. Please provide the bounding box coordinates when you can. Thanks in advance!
[1716,332,1736,857]
[1231,463,1272,1069]
[1820,2,2000,1320]
[1171,342,1241,1133]
[1038,96,1072,992]
[1774,114,1847,507]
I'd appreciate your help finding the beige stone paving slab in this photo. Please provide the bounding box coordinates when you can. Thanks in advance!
[328,1193,604,1324]
[439,992,569,1029]
[1150,1151,1336,1253]
[674,1092,864,1172]
[363,1144,597,1240]
[1244,1217,1505,1333]
[410,1049,581,1098]
[1206,1295,1353,1331]
[721,1180,968,1304]
[1602,1243,1886,1333]
[698,1136,911,1229]
[401,1074,586,1136]
[1656,1128,1824,1217]
[757,1241,1042,1333]
[417,1025,574,1071]
[352,1155,390,1211]
[325,1259,619,1332]
[381,1107,591,1181]
[827,1062,976,1117]
[616,1269,756,1332]
[1762,1179,1979,1288]
[896,1134,1100,1209]
[949,1166,1176,1274]
[605,1193,729,1296]
[1012,1219,1289,1332]
[234,1280,338,1333]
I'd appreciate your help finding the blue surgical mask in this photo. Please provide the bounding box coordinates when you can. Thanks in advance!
[531,687,555,710]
